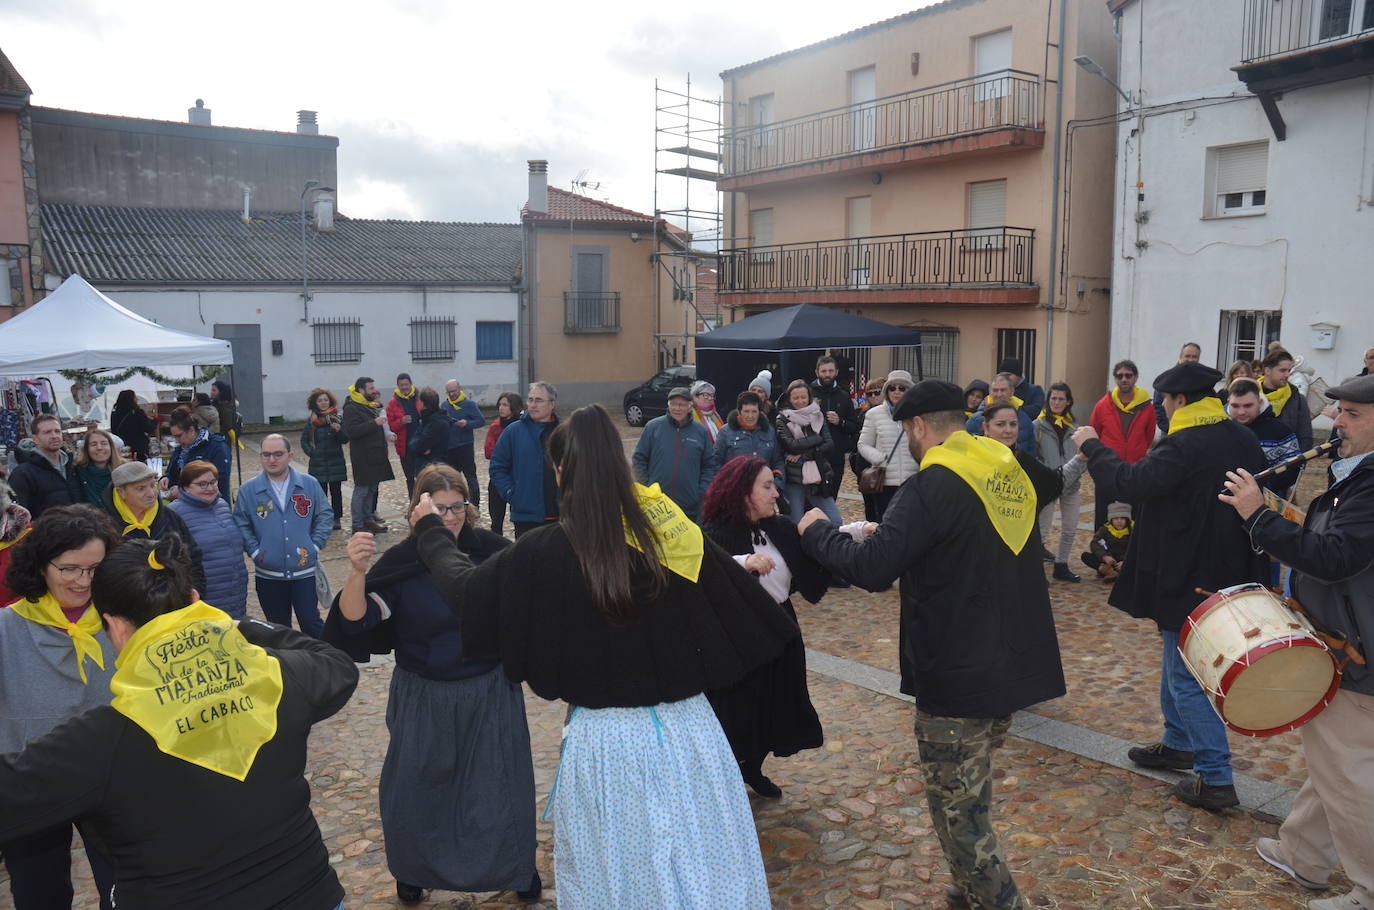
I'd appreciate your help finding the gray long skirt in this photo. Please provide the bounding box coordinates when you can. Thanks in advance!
[381,664,537,892]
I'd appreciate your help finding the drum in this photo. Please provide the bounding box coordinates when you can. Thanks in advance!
[1178,583,1341,737]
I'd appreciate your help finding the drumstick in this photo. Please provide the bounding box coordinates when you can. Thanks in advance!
[1250,440,1337,483]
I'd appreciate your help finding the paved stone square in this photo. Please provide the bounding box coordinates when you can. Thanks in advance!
[8,419,1344,909]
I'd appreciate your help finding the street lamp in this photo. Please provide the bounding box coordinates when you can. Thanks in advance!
[1073,55,1132,106]
[299,181,335,321]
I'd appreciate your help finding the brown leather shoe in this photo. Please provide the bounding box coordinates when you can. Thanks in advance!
[364,519,388,533]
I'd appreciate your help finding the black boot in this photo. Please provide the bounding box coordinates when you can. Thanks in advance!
[1052,562,1081,582]
[740,758,782,798]
[396,882,425,905]
[1173,774,1238,811]
[1127,741,1195,771]
[516,870,542,902]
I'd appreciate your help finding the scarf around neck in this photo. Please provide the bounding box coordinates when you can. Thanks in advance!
[9,593,106,684]
[111,601,283,781]
[1105,520,1133,539]
[114,487,159,534]
[1167,397,1230,435]
[393,386,416,401]
[447,389,467,407]
[1039,408,1074,430]
[625,483,704,583]
[920,430,1035,555]
[1264,382,1293,417]
[347,384,378,408]
[1111,386,1150,413]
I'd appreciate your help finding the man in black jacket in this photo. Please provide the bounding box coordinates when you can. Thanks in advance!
[1221,373,1374,910]
[9,414,80,519]
[1073,362,1268,811]
[800,379,1065,910]
[811,355,860,499]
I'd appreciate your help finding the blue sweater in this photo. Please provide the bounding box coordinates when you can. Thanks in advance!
[166,428,232,500]
[713,411,785,482]
[489,412,560,523]
[632,414,717,519]
[440,395,486,449]
[344,573,500,681]
[231,467,333,579]
[169,493,249,618]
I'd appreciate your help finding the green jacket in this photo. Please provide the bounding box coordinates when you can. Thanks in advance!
[301,417,349,484]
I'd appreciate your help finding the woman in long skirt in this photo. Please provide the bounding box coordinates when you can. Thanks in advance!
[701,454,826,798]
[410,404,792,909]
[330,464,539,905]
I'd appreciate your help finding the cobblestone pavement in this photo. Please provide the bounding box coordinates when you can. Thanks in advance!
[21,420,1346,909]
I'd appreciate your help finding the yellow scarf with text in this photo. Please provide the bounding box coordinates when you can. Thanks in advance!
[9,594,106,684]
[1168,397,1230,435]
[625,483,704,583]
[113,488,159,535]
[111,601,283,781]
[920,431,1035,555]
[1264,382,1293,417]
[1111,386,1150,413]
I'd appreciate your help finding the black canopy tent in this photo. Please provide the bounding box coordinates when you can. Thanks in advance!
[694,304,923,406]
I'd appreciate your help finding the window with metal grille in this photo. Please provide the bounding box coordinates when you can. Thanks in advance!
[409,317,457,362]
[310,317,362,364]
[1217,310,1282,368]
[892,329,959,383]
[475,321,514,361]
[996,328,1036,383]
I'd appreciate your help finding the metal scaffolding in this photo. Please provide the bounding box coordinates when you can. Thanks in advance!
[653,77,723,370]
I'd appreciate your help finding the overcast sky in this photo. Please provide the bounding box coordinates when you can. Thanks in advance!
[3,0,938,235]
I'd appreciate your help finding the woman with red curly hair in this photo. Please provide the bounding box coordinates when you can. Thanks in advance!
[701,455,831,798]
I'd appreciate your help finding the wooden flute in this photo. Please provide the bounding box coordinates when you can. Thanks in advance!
[1250,440,1337,483]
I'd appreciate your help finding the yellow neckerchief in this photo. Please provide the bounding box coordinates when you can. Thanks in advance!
[0,525,32,551]
[1264,381,1293,417]
[920,431,1035,555]
[1039,408,1074,430]
[113,487,159,535]
[393,386,415,401]
[1168,397,1230,434]
[624,483,704,582]
[446,389,468,407]
[991,395,1024,411]
[111,601,283,781]
[9,593,106,684]
[1105,520,1133,539]
[346,384,376,408]
[1111,386,1150,413]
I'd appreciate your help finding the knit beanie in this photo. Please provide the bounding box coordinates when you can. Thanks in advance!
[750,370,773,398]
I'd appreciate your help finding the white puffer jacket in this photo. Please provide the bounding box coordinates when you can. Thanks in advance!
[857,404,918,488]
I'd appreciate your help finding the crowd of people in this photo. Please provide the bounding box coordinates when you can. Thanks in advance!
[0,341,1370,910]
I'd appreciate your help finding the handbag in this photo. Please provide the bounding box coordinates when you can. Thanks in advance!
[858,435,904,494]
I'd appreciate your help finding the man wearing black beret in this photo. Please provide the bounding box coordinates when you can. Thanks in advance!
[1072,361,1268,811]
[799,379,1065,909]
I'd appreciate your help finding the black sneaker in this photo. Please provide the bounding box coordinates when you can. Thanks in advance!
[1052,562,1081,582]
[516,870,542,902]
[396,881,425,905]
[1127,741,1195,771]
[1173,774,1238,811]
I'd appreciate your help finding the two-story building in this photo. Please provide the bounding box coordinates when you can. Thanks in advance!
[717,0,1119,405]
[0,48,40,310]
[1107,0,1374,388]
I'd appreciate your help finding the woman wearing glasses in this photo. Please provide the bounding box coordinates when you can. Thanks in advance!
[328,464,539,905]
[857,370,920,520]
[168,460,249,619]
[0,504,121,909]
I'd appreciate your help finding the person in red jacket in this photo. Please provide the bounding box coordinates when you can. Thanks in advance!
[1088,359,1157,530]
[483,391,524,537]
[387,373,421,496]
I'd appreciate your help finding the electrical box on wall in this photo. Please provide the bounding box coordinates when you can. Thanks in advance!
[1309,322,1339,350]
[271,340,284,356]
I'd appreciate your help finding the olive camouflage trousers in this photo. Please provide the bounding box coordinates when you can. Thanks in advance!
[915,710,1021,910]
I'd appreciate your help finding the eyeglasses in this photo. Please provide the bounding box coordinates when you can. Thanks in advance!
[433,501,469,514]
[260,450,289,458]
[888,385,910,393]
[49,562,98,580]
[1114,373,1136,380]
[694,393,715,399]
[187,479,219,490]
[526,397,549,404]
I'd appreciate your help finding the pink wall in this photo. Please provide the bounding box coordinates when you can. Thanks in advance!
[0,112,27,244]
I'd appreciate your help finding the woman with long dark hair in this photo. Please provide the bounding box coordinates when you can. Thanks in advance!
[108,390,158,463]
[327,464,538,905]
[410,404,791,909]
[75,428,124,508]
[484,391,524,536]
[700,455,826,798]
[1033,382,1083,582]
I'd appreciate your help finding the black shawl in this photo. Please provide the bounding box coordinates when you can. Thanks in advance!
[701,515,829,604]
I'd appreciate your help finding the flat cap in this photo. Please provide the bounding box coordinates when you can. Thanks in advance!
[111,461,157,486]
[1153,361,1223,395]
[892,379,965,420]
[1327,373,1374,404]
[667,386,692,401]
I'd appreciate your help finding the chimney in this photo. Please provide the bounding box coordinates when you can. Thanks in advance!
[241,186,252,223]
[312,191,335,232]
[527,160,549,214]
[296,110,319,134]
[188,99,211,126]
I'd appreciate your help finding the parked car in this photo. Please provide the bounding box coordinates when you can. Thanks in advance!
[623,364,696,426]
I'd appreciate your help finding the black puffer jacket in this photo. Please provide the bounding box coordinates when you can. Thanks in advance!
[776,411,836,491]
[1245,454,1374,696]
[8,443,80,519]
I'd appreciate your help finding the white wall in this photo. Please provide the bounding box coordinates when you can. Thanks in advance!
[1110,0,1374,388]
[109,286,520,420]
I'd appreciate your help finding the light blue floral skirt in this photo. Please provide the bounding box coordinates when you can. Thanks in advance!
[550,693,771,909]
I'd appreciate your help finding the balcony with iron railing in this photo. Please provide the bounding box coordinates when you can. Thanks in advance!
[718,227,1037,307]
[1237,0,1374,129]
[564,291,621,333]
[720,71,1043,189]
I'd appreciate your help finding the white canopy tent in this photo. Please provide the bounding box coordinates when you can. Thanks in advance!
[0,274,233,374]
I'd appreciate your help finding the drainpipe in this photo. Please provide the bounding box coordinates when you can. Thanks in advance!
[1044,0,1068,383]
